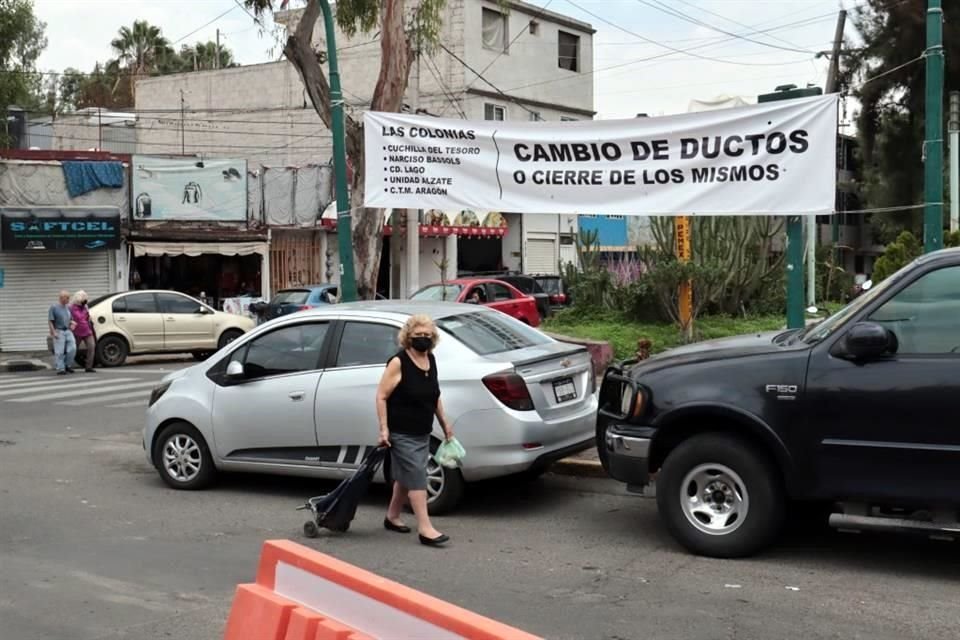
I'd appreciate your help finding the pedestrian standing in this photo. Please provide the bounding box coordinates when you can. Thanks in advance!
[70,290,96,373]
[48,290,77,375]
[376,314,454,547]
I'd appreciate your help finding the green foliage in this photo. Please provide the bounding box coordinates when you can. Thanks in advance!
[545,310,785,360]
[873,230,922,281]
[0,0,47,143]
[843,0,960,237]
[816,245,854,304]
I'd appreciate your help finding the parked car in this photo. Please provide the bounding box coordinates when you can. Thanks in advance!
[262,285,338,321]
[598,248,960,558]
[533,274,572,310]
[143,302,597,512]
[411,279,541,327]
[85,290,254,367]
[489,274,552,320]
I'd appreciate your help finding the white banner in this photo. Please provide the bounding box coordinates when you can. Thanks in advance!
[363,94,837,215]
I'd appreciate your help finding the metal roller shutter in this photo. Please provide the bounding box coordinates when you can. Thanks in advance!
[0,252,113,352]
[525,237,558,275]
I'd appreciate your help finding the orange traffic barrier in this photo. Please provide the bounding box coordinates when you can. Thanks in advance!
[224,539,542,640]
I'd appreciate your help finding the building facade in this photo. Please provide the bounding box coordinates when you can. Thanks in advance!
[128,0,595,295]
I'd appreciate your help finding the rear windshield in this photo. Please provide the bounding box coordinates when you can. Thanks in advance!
[273,289,310,305]
[411,284,462,301]
[535,277,561,295]
[437,310,551,355]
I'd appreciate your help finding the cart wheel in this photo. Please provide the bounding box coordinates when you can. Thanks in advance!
[303,521,319,538]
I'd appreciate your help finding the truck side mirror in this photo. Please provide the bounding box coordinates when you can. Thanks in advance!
[841,322,892,360]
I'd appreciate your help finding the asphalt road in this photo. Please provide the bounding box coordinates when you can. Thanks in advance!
[2,365,960,640]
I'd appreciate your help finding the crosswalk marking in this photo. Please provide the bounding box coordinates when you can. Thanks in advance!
[107,400,148,408]
[71,390,151,406]
[0,376,136,391]
[9,381,159,403]
[0,378,139,397]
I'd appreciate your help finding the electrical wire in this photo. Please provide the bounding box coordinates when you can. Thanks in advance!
[422,54,468,119]
[171,4,239,45]
[438,44,544,121]
[636,0,817,55]
[668,0,812,52]
[32,119,332,139]
[466,0,556,91]
[854,55,925,89]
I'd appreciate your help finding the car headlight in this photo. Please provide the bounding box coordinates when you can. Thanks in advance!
[620,383,646,419]
[148,381,172,407]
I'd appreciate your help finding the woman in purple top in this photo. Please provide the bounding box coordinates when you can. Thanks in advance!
[70,290,97,373]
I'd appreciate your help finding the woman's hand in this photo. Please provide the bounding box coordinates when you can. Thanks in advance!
[378,427,391,447]
[443,424,454,441]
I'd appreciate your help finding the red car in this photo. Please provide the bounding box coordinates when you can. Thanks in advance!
[410,278,542,327]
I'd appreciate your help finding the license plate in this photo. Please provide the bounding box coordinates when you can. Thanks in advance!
[553,377,577,403]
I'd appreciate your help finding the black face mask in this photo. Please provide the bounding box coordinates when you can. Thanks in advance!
[411,337,432,353]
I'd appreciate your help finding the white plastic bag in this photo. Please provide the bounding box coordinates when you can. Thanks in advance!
[433,437,466,468]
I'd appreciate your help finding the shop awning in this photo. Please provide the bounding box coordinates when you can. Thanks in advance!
[319,219,507,238]
[132,241,268,257]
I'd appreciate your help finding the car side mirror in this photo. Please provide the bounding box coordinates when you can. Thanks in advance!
[841,322,892,360]
[225,360,245,380]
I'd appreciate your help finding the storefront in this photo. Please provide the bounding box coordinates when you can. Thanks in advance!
[128,237,269,311]
[0,209,122,351]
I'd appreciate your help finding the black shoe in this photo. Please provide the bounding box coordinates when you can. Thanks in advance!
[384,518,411,534]
[419,533,450,547]
[65,368,75,374]
[56,370,67,376]
[84,368,96,373]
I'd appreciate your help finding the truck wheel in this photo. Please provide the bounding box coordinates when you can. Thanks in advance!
[656,433,784,558]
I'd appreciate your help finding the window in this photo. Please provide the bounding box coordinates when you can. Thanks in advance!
[528,111,542,122]
[488,282,513,301]
[482,7,508,51]
[528,20,540,36]
[242,323,330,378]
[411,284,463,301]
[273,289,310,305]
[437,310,551,356]
[560,116,578,122]
[484,103,506,121]
[868,266,960,354]
[118,293,158,314]
[558,31,580,71]
[158,293,202,314]
[335,322,399,368]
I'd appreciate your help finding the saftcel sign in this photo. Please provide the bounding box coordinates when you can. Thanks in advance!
[1,216,121,250]
[364,94,837,215]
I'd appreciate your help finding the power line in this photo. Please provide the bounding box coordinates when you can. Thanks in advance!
[669,0,812,51]
[467,0,556,91]
[171,4,239,45]
[31,119,332,140]
[439,44,544,120]
[637,0,817,54]
[564,0,815,66]
[35,132,331,152]
[422,54,467,119]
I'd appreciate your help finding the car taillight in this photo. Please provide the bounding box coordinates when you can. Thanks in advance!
[557,293,567,304]
[589,360,597,395]
[482,372,534,411]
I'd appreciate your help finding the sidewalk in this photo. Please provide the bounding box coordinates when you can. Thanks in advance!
[551,445,605,478]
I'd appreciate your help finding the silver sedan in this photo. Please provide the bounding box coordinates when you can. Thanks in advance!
[143,301,598,512]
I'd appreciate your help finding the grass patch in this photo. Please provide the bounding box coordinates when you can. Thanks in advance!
[544,310,785,360]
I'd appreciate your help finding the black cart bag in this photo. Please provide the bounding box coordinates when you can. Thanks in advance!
[300,446,388,536]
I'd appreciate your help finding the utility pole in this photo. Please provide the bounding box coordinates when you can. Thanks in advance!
[924,0,944,252]
[950,91,959,232]
[179,90,185,155]
[824,9,846,297]
[216,29,221,70]
[319,0,358,301]
[97,107,102,150]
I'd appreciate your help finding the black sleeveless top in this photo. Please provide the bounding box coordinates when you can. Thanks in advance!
[386,350,440,436]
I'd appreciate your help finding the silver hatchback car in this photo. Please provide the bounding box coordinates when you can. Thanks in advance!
[143,301,597,512]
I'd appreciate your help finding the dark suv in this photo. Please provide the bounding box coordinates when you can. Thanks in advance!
[599,248,960,558]
[461,273,551,320]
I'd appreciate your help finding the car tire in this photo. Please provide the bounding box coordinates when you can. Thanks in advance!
[217,329,244,350]
[96,335,129,367]
[383,438,465,515]
[153,422,216,490]
[656,433,784,558]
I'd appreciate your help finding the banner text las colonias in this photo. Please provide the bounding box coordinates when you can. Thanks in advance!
[363,94,837,216]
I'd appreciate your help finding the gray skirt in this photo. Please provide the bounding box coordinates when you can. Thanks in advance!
[389,432,430,491]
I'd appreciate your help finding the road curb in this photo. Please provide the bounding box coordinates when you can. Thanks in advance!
[550,457,607,479]
[1,358,50,372]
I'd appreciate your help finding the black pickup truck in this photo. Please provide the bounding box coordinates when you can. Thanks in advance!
[598,248,960,558]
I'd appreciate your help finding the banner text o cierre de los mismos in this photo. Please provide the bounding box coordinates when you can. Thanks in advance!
[363,95,838,215]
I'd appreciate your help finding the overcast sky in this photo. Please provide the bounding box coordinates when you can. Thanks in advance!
[32,0,847,121]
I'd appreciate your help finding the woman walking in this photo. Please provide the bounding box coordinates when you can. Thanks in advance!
[376,314,453,547]
[70,290,96,373]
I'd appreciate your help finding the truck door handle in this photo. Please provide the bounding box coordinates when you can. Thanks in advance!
[288,391,305,401]
[166,316,175,322]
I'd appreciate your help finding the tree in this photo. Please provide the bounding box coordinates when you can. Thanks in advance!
[246,0,446,299]
[176,41,237,71]
[842,0,960,241]
[0,0,47,144]
[110,20,177,101]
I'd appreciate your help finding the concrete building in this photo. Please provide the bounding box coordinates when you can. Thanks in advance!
[131,0,595,296]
